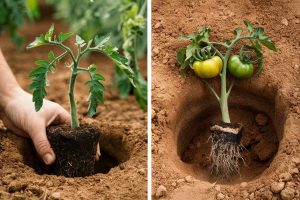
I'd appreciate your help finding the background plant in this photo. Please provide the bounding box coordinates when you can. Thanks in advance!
[0,0,39,48]
[27,25,135,129]
[114,0,147,110]
[47,0,148,110]
[177,21,277,123]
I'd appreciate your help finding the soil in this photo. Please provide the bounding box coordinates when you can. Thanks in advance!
[0,4,147,200]
[43,124,100,177]
[152,0,300,199]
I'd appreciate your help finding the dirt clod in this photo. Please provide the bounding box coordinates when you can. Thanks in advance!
[270,182,285,193]
[255,113,268,126]
[279,173,292,182]
[292,157,300,166]
[280,187,295,200]
[8,181,26,193]
[240,182,248,188]
[156,185,167,198]
[50,192,61,200]
[184,176,193,183]
[216,193,225,200]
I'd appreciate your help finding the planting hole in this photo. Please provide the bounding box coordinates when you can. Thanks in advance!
[23,132,129,176]
[175,89,281,183]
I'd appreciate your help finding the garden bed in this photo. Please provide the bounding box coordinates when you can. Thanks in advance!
[0,8,147,200]
[152,0,300,199]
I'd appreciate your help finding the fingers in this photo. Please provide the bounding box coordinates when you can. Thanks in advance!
[30,127,55,165]
[95,142,101,161]
[51,106,71,125]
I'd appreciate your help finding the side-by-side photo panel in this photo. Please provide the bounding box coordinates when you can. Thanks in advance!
[152,0,300,199]
[0,0,147,199]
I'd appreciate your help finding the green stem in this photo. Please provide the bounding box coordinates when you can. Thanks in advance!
[218,35,254,123]
[69,62,79,129]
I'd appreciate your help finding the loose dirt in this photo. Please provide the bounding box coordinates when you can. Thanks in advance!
[0,5,147,200]
[152,0,300,199]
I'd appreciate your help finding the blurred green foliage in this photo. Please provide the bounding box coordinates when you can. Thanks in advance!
[0,0,39,48]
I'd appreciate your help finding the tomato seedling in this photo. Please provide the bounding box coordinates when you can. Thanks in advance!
[177,21,277,178]
[115,0,147,110]
[27,25,135,129]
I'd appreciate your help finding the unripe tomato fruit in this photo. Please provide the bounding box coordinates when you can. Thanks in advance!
[228,55,253,78]
[192,56,223,78]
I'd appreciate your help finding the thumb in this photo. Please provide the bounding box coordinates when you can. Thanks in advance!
[30,127,56,165]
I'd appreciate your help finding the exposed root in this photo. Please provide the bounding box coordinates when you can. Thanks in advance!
[209,136,244,179]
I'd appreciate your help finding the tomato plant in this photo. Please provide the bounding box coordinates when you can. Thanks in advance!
[0,0,39,48]
[114,0,147,110]
[177,21,277,123]
[27,25,135,129]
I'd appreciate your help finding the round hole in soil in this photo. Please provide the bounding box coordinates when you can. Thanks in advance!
[176,90,280,183]
[24,132,129,176]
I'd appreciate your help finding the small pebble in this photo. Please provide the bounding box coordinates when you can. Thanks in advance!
[270,182,285,193]
[240,182,248,188]
[292,157,300,165]
[156,185,167,198]
[289,167,299,175]
[138,168,146,175]
[50,192,61,200]
[279,172,292,182]
[184,176,193,183]
[281,18,289,26]
[280,187,295,200]
[216,193,225,200]
[249,193,255,199]
[8,181,25,193]
[154,23,162,29]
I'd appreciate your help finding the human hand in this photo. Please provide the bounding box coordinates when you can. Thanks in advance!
[0,87,70,165]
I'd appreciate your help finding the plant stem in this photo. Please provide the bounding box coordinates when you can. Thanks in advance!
[69,62,79,129]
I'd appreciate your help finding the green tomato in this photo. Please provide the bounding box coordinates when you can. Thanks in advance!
[228,55,253,78]
[192,56,223,78]
[128,3,139,19]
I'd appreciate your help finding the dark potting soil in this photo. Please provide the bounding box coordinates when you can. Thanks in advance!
[40,124,100,177]
[210,121,243,144]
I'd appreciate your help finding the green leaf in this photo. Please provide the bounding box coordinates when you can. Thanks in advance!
[88,64,97,72]
[44,24,54,41]
[259,38,277,51]
[177,48,186,65]
[234,28,243,37]
[58,32,73,43]
[94,34,111,47]
[185,44,198,61]
[48,51,55,61]
[85,73,105,117]
[114,65,132,99]
[26,35,47,49]
[133,71,147,111]
[244,20,254,33]
[28,59,53,111]
[75,35,86,47]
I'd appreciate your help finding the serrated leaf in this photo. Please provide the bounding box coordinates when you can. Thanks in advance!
[94,34,111,47]
[85,74,105,117]
[75,35,86,47]
[234,28,243,37]
[58,32,73,43]
[114,65,132,99]
[185,44,198,61]
[259,38,277,51]
[244,20,254,33]
[133,71,147,111]
[88,64,97,72]
[93,74,105,81]
[28,59,53,111]
[44,24,54,41]
[177,48,186,65]
[48,51,55,61]
[26,36,47,49]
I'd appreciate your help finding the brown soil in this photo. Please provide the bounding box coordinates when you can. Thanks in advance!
[152,0,300,199]
[44,124,100,177]
[0,5,147,200]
